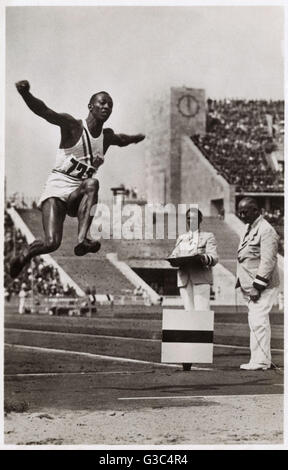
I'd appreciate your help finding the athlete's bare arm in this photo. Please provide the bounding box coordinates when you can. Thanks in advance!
[15,80,77,128]
[103,128,145,153]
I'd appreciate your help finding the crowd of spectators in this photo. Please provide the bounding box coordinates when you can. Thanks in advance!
[6,194,38,210]
[192,99,284,193]
[262,208,284,225]
[4,212,77,300]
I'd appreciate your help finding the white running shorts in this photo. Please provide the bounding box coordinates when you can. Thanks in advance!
[38,171,82,208]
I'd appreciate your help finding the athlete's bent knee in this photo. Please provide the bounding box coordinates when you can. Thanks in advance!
[45,236,61,252]
[83,178,99,193]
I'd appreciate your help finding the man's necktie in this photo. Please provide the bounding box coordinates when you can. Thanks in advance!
[240,224,251,249]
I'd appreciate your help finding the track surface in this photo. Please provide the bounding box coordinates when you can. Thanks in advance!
[4,310,284,413]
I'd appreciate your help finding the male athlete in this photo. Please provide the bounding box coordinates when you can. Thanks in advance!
[10,80,145,278]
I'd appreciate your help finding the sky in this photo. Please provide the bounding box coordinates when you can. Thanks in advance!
[5,3,285,202]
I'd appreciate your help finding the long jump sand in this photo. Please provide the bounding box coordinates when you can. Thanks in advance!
[5,393,283,445]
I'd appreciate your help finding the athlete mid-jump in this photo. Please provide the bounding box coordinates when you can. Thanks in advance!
[10,80,145,279]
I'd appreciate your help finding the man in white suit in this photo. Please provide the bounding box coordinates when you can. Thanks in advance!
[170,208,218,312]
[236,197,280,370]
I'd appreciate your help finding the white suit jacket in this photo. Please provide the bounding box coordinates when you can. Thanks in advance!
[236,215,279,294]
[170,230,218,287]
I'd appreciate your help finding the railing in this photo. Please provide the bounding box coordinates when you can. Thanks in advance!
[17,293,154,316]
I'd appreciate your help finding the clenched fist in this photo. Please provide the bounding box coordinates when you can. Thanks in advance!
[134,134,145,143]
[15,80,30,95]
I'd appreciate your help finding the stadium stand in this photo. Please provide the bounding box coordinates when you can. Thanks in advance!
[6,206,240,304]
[16,208,136,296]
[4,211,76,300]
[115,215,239,277]
[191,99,284,253]
[192,99,284,193]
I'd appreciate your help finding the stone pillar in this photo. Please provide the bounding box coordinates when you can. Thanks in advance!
[170,88,206,205]
[145,87,206,206]
[145,91,170,205]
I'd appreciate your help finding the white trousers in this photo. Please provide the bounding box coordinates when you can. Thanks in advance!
[241,287,279,366]
[179,283,210,311]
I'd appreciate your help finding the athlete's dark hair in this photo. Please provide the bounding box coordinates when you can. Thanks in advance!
[89,91,112,106]
[186,207,203,224]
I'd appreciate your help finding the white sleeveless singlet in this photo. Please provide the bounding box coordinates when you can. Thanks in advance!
[53,120,105,180]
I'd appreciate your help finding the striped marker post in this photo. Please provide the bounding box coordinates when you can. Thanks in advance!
[161,300,214,363]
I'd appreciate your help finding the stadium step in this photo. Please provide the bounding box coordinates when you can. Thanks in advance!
[17,209,136,295]
[115,216,239,276]
[201,217,239,275]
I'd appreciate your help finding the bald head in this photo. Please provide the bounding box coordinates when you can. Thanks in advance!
[238,197,258,209]
[238,197,260,225]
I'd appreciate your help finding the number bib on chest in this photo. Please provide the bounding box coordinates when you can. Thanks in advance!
[54,122,105,180]
[64,157,99,179]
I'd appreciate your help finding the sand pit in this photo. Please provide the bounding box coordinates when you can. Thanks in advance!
[5,394,283,446]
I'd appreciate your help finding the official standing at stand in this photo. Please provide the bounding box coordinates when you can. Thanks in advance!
[168,208,218,370]
[170,208,219,312]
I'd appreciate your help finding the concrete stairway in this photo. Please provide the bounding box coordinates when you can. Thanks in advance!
[116,215,239,276]
[201,217,239,275]
[17,209,240,298]
[18,209,135,295]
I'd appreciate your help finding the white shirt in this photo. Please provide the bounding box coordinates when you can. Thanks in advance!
[178,230,199,255]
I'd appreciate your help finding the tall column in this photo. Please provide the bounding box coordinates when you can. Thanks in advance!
[145,87,206,206]
[170,88,206,205]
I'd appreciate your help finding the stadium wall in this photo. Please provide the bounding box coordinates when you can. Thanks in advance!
[180,135,235,216]
[145,91,171,204]
[106,253,161,304]
[212,263,245,306]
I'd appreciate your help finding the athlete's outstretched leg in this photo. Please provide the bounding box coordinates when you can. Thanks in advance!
[10,198,66,278]
[67,178,100,256]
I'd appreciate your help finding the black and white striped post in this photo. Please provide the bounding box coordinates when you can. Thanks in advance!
[161,298,214,363]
